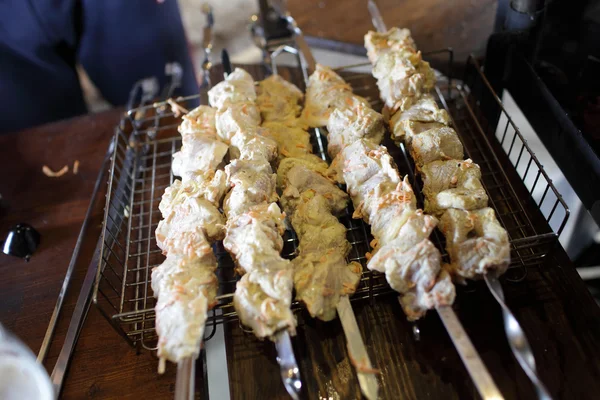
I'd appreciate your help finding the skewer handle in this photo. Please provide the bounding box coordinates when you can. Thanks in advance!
[275,332,302,400]
[436,305,504,400]
[175,358,196,400]
[337,296,379,400]
[484,273,552,400]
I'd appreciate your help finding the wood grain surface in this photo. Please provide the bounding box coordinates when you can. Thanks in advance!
[1,63,600,400]
[288,0,497,65]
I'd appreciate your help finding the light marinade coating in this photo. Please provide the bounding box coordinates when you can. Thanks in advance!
[172,106,228,180]
[438,208,510,282]
[214,102,261,143]
[307,64,455,319]
[207,68,297,339]
[364,27,416,63]
[280,163,349,217]
[301,64,370,128]
[389,94,450,144]
[256,74,363,321]
[260,121,313,162]
[152,254,218,363]
[365,27,511,280]
[159,172,227,210]
[153,104,225,365]
[331,140,454,320]
[207,68,256,109]
[155,196,225,255]
[421,159,488,215]
[326,101,386,158]
[256,74,304,125]
[372,49,436,112]
[409,126,464,168]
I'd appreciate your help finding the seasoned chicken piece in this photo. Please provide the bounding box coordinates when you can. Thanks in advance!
[171,137,228,178]
[303,91,370,128]
[223,160,278,218]
[326,102,385,157]
[280,164,348,216]
[260,122,312,162]
[364,28,417,63]
[368,238,454,320]
[290,194,351,256]
[373,50,436,112]
[421,159,488,215]
[215,102,261,143]
[301,64,370,127]
[439,208,510,281]
[151,244,216,298]
[234,269,296,339]
[276,155,329,189]
[155,196,225,256]
[399,269,455,321]
[306,63,351,90]
[257,75,303,124]
[365,183,437,251]
[410,127,464,168]
[208,68,256,109]
[223,203,287,273]
[293,250,362,321]
[160,172,227,210]
[229,131,278,164]
[178,105,218,144]
[152,254,218,363]
[335,140,401,206]
[389,94,450,144]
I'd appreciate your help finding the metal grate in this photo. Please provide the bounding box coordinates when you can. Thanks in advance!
[92,50,568,350]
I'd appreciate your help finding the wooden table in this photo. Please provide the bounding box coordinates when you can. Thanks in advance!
[2,68,600,399]
[288,0,497,68]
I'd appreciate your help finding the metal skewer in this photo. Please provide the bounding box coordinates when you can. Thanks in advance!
[338,296,379,400]
[275,332,302,400]
[484,273,552,400]
[436,305,504,399]
[175,358,196,400]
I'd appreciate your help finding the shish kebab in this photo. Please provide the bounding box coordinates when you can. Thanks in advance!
[152,104,227,373]
[363,27,510,282]
[364,20,554,398]
[300,62,503,398]
[206,68,303,398]
[256,73,379,399]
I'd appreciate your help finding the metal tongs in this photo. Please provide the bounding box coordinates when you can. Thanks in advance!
[269,0,317,74]
[367,1,551,399]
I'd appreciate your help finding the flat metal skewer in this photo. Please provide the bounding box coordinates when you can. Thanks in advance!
[436,304,504,399]
[275,331,302,400]
[484,273,552,400]
[338,296,379,400]
[175,357,196,400]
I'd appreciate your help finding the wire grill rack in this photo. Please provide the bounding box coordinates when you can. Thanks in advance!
[92,50,568,350]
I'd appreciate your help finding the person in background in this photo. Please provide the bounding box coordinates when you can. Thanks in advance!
[0,0,199,134]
